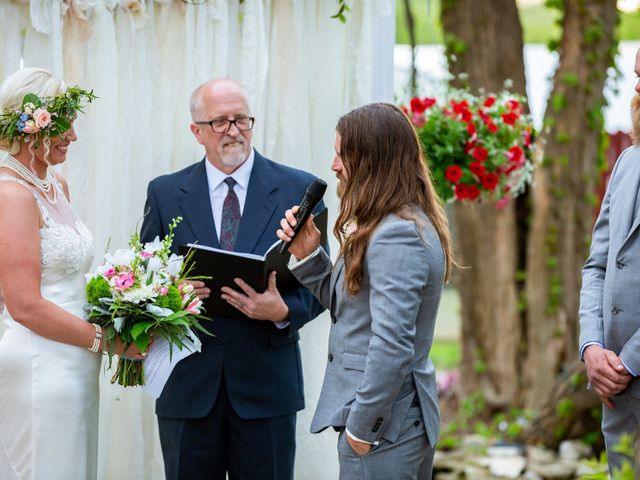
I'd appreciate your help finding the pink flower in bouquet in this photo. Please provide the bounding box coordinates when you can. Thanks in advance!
[113,272,135,291]
[103,267,117,279]
[159,286,168,296]
[33,108,51,129]
[140,250,153,258]
[185,298,203,315]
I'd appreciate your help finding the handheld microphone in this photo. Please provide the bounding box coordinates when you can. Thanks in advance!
[276,178,327,254]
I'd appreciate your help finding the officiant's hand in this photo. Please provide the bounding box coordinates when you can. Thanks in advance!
[183,280,210,300]
[221,272,289,322]
[276,205,321,261]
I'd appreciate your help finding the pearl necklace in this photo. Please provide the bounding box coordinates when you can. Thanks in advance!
[0,155,57,204]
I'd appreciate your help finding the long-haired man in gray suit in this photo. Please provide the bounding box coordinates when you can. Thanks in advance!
[277,103,455,479]
[579,48,640,473]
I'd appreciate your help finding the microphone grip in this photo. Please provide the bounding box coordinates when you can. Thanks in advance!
[276,197,316,254]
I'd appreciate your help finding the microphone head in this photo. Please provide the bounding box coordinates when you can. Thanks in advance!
[306,178,327,200]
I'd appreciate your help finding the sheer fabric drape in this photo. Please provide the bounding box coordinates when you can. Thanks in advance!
[0,1,394,478]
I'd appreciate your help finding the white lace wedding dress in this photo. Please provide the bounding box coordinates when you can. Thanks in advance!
[0,174,99,480]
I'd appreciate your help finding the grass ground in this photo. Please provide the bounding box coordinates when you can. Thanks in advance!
[430,340,460,370]
[396,0,640,45]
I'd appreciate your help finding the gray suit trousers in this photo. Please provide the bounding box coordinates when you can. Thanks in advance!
[337,405,434,480]
[601,396,640,474]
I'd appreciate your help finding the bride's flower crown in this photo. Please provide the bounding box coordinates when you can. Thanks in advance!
[0,86,96,148]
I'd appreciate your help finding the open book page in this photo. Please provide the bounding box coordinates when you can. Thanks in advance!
[142,329,202,399]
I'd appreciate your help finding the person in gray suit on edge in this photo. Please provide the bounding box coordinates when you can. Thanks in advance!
[276,103,455,479]
[579,48,640,473]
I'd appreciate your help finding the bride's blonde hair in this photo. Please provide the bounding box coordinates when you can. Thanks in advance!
[0,68,67,156]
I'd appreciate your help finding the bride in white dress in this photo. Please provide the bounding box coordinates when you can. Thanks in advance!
[0,68,144,480]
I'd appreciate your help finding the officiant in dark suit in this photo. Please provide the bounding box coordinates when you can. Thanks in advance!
[140,78,326,480]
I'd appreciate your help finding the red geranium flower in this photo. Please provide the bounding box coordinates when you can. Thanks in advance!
[445,165,463,183]
[410,97,437,113]
[469,162,486,177]
[412,113,426,128]
[454,184,468,200]
[484,96,496,108]
[473,146,488,162]
[524,128,532,147]
[506,99,520,111]
[464,140,475,154]
[502,112,519,125]
[487,122,498,133]
[507,145,523,163]
[466,122,476,136]
[466,185,481,200]
[482,173,499,190]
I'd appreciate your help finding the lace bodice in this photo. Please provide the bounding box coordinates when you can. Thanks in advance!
[0,174,94,281]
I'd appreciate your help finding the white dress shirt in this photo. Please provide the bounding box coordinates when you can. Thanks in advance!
[205,150,288,329]
[204,149,255,242]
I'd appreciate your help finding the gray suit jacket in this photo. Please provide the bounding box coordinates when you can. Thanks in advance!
[291,211,444,446]
[580,145,640,397]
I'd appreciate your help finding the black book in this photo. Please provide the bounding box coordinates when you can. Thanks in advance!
[179,208,328,319]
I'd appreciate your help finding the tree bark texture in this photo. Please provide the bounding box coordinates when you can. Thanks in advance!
[441,0,527,408]
[524,0,618,409]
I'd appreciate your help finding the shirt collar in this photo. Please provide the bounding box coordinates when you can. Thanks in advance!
[205,148,255,192]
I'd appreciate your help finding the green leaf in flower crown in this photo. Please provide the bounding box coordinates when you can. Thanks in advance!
[50,116,70,137]
[22,93,40,108]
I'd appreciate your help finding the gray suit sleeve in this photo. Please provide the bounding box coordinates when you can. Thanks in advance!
[289,247,334,309]
[345,220,429,443]
[579,155,625,353]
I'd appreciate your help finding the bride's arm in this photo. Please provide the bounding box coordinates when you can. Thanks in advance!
[0,182,98,347]
[0,182,140,357]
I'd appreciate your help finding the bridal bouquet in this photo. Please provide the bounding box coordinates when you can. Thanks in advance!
[85,217,210,387]
[402,88,536,208]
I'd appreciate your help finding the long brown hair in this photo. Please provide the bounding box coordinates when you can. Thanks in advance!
[334,102,454,295]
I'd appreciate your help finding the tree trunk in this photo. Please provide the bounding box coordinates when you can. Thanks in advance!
[401,0,418,97]
[441,0,527,408]
[454,203,520,407]
[524,0,619,409]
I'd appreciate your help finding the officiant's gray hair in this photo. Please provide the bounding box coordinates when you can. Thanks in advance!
[0,68,67,154]
[189,78,249,120]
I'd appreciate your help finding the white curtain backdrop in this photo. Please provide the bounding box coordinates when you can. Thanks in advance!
[0,1,394,479]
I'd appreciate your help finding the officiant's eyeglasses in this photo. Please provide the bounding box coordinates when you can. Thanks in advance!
[195,117,255,134]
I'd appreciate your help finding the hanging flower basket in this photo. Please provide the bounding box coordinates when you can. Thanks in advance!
[401,89,536,209]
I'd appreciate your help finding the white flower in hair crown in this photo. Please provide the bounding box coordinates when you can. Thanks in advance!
[0,86,96,148]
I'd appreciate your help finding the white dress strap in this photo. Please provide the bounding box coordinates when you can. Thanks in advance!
[0,174,52,225]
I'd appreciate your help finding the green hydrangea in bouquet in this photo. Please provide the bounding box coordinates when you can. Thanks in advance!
[401,88,536,208]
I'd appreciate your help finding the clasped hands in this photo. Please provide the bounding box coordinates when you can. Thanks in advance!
[583,344,633,409]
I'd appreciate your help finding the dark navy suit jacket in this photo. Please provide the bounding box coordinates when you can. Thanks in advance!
[141,150,326,420]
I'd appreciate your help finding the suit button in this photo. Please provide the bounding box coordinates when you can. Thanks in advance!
[328,353,333,362]
[414,420,420,427]
[617,261,625,269]
[612,307,623,315]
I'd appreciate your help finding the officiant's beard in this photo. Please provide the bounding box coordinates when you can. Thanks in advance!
[632,94,640,145]
[219,137,250,169]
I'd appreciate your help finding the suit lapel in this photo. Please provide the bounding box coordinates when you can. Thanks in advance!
[178,160,220,249]
[330,256,345,309]
[234,153,278,253]
[618,158,640,248]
